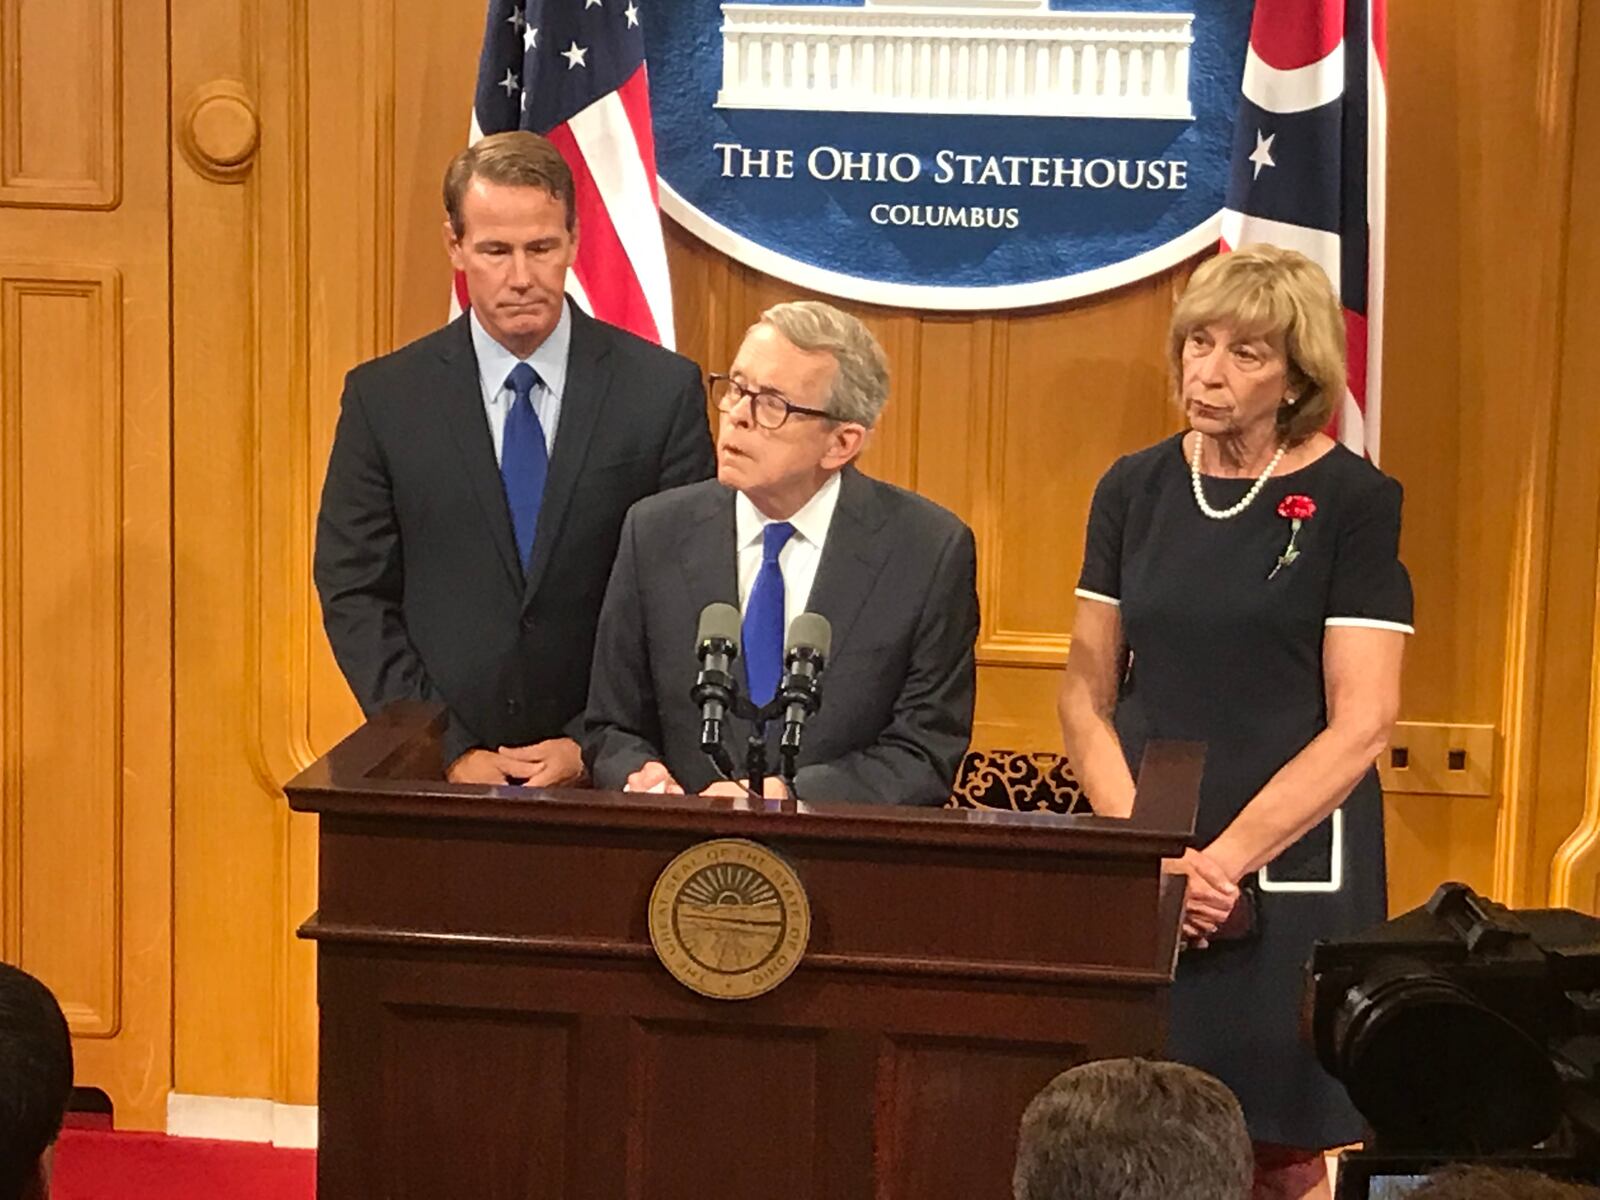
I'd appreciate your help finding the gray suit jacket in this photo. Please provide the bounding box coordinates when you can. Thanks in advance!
[582,467,979,805]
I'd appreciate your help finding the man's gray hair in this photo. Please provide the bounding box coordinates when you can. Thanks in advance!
[1013,1059,1253,1200]
[758,300,890,427]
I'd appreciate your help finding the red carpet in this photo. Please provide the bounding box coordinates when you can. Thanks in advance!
[51,1128,315,1200]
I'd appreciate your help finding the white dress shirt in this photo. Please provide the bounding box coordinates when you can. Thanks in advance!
[734,471,843,632]
[469,301,572,463]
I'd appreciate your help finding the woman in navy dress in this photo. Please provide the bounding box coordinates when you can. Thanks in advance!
[1058,245,1413,1200]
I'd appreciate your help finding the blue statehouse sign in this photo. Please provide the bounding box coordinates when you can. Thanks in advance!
[645,0,1253,310]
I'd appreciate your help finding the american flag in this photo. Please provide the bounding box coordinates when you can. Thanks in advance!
[1220,0,1388,462]
[459,0,676,347]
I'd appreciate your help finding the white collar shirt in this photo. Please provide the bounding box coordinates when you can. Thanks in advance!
[734,471,843,630]
[469,300,572,463]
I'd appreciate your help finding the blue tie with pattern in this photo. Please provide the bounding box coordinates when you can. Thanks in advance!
[743,521,796,710]
[501,362,549,571]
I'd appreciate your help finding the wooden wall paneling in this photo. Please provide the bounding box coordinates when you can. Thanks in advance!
[171,0,276,1100]
[1543,5,1600,911]
[2,266,122,1037]
[1378,0,1581,912]
[172,0,324,1105]
[0,0,120,207]
[0,0,171,1127]
[389,0,480,352]
[306,1,389,761]
[912,313,1022,749]
[911,314,986,523]
[965,279,1185,751]
[250,0,321,1109]
[857,310,921,490]
[664,219,736,372]
[983,283,1180,662]
[1487,0,1584,908]
[77,2,173,1117]
[0,275,12,990]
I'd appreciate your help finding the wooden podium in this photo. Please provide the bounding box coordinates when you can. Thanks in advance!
[286,703,1200,1200]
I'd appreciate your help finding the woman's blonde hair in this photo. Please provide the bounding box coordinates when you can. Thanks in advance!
[1169,245,1347,443]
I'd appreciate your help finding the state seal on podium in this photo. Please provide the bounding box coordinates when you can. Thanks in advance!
[649,838,811,1000]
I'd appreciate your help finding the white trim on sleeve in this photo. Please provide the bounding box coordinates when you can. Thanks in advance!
[1073,588,1121,607]
[1325,617,1415,634]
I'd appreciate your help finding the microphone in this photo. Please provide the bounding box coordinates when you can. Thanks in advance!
[691,603,742,760]
[778,613,831,762]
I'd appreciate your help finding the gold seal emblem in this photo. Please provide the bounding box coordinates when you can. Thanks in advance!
[649,838,811,1000]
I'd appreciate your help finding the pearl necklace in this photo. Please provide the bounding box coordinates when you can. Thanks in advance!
[1189,435,1287,520]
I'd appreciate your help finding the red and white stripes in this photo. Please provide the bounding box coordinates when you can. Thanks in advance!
[455,67,675,349]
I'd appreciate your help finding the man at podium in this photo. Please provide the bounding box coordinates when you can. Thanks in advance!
[583,301,979,805]
[314,132,714,790]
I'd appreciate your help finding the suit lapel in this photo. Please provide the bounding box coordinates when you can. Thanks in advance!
[438,315,523,592]
[675,486,744,742]
[523,304,610,602]
[805,467,892,660]
[675,485,740,623]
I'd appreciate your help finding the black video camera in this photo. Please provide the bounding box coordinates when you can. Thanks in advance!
[1308,882,1600,1198]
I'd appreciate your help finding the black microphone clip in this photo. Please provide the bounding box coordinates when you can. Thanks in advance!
[774,613,832,785]
[691,603,744,782]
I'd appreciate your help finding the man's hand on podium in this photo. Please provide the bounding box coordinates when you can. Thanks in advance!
[701,777,788,800]
[447,748,539,785]
[446,738,588,787]
[618,763,788,799]
[496,738,587,787]
[625,760,684,794]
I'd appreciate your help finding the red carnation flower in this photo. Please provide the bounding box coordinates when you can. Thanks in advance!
[1277,494,1316,521]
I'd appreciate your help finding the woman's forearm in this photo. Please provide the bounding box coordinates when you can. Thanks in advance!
[1058,688,1137,817]
[1205,719,1390,880]
[1057,600,1136,817]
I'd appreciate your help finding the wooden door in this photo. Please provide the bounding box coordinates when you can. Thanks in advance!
[0,0,172,1127]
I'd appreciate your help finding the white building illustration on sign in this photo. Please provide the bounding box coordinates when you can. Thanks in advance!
[716,0,1196,119]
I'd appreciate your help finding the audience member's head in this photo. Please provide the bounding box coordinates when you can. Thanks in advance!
[1402,1165,1600,1199]
[1013,1057,1252,1200]
[0,963,72,1200]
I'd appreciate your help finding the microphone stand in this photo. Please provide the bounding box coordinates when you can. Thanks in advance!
[740,679,821,801]
[697,682,791,802]
[774,653,824,798]
[697,667,824,801]
[744,722,770,800]
[704,740,741,788]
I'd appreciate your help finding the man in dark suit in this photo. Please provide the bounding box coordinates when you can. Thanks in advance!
[584,301,978,805]
[315,131,714,785]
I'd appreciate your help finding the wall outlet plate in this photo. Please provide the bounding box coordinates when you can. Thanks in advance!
[1377,722,1496,797]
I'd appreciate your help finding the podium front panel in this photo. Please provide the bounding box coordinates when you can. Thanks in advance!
[289,709,1198,1200]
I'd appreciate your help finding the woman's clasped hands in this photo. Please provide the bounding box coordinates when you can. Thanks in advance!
[1162,847,1239,950]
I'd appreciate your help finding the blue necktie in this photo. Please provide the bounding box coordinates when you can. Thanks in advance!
[501,362,549,571]
[743,521,796,710]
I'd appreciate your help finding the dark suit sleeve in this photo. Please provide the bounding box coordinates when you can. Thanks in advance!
[582,507,668,787]
[313,373,481,766]
[555,362,712,745]
[658,365,717,490]
[794,523,979,806]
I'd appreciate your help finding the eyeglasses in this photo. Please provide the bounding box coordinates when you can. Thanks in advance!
[709,373,835,431]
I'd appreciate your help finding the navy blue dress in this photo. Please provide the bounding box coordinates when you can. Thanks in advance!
[1076,433,1413,1149]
